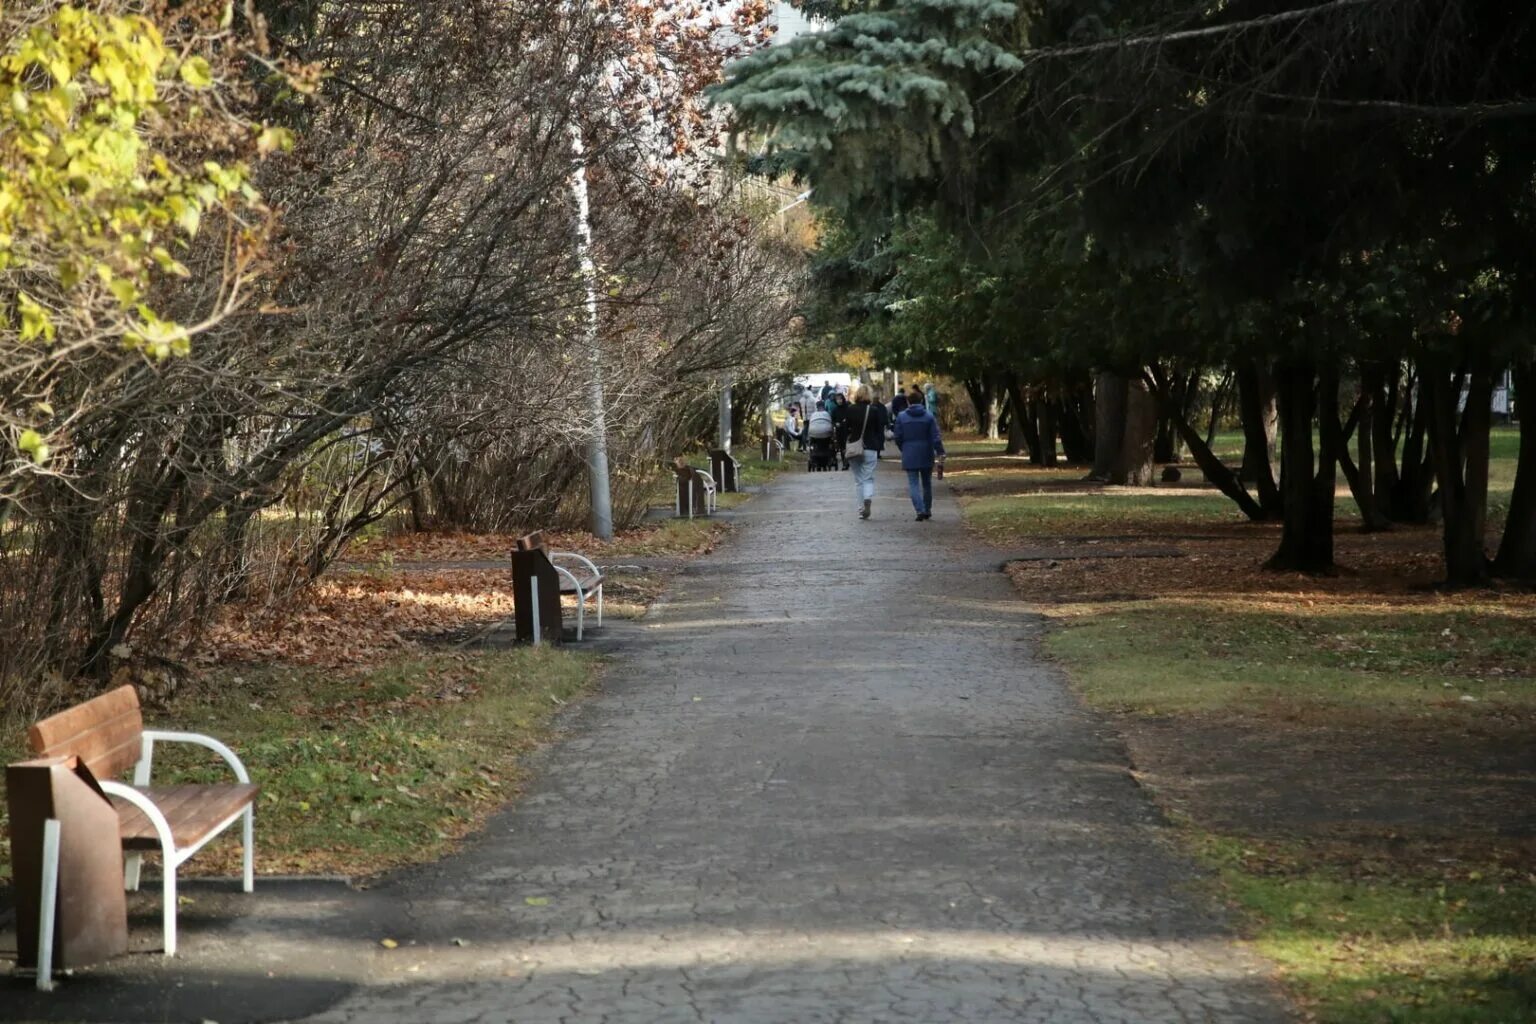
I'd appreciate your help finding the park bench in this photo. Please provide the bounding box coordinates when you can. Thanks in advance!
[760,434,783,462]
[23,685,257,957]
[672,457,717,518]
[511,531,604,643]
[709,448,742,492]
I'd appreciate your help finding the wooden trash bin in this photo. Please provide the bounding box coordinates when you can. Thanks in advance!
[672,459,715,518]
[511,532,564,645]
[6,756,130,980]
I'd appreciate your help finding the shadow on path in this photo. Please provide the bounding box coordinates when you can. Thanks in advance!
[2,461,1290,1024]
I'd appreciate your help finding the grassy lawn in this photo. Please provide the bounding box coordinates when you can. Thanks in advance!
[1048,599,1536,716]
[964,487,1247,540]
[952,426,1521,540]
[0,647,598,884]
[951,427,1535,1024]
[1202,836,1536,1024]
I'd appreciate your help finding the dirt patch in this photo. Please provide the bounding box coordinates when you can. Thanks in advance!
[1121,707,1536,870]
[961,446,1536,880]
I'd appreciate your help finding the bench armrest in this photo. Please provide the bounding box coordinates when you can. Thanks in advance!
[551,564,584,596]
[98,780,177,851]
[138,730,252,785]
[550,551,600,578]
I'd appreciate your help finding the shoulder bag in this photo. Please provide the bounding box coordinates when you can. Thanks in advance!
[844,404,873,459]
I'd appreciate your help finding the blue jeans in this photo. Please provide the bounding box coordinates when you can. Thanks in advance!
[905,468,932,514]
[852,450,877,504]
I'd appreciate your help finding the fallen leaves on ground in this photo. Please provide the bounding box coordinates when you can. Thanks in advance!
[197,569,515,667]
[191,522,715,668]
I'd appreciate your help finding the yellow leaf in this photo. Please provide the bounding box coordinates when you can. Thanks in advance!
[379,938,398,949]
[179,56,213,89]
[256,125,295,157]
[17,429,50,465]
[524,896,550,907]
[17,292,55,343]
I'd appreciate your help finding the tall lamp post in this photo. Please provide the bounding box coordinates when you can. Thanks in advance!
[570,122,613,539]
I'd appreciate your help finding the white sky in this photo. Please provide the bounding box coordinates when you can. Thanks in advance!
[771,2,823,44]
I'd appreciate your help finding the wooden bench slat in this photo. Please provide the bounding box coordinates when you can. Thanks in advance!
[28,685,144,780]
[558,573,604,593]
[113,784,260,850]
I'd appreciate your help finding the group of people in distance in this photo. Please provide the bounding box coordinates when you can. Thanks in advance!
[776,381,946,521]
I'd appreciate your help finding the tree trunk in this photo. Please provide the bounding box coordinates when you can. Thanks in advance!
[964,378,992,438]
[1370,361,1402,516]
[1146,367,1265,518]
[1057,396,1093,464]
[1391,371,1437,523]
[1492,359,1536,580]
[1267,357,1337,572]
[1205,370,1235,446]
[1425,351,1493,585]
[1003,378,1041,461]
[1152,418,1173,463]
[1089,371,1128,481]
[80,463,187,676]
[1337,373,1391,531]
[1111,379,1157,485]
[1237,360,1281,513]
[986,377,1003,441]
[1004,382,1028,455]
[1036,399,1057,468]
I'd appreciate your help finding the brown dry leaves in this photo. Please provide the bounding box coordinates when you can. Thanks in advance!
[198,569,514,667]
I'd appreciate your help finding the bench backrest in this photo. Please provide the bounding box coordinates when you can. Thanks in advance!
[28,685,144,781]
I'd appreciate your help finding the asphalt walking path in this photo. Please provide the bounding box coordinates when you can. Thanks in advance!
[3,459,1288,1023]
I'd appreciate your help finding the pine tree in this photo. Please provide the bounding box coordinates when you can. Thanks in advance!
[713,0,1023,217]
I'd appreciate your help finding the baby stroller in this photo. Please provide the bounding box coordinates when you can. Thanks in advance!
[805,409,836,471]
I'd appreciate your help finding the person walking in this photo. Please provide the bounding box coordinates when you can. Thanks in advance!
[890,389,909,420]
[777,403,804,452]
[840,385,889,519]
[891,388,945,521]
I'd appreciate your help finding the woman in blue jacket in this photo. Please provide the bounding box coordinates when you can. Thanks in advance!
[890,391,945,520]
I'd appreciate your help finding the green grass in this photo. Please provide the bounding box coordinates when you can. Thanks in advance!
[1046,602,1536,716]
[606,517,727,556]
[1199,836,1536,1024]
[951,425,1520,542]
[0,647,597,882]
[1045,600,1536,1024]
[954,426,1535,1024]
[965,490,1248,541]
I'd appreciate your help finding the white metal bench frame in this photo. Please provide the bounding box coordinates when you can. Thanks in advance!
[105,730,255,957]
[550,551,604,642]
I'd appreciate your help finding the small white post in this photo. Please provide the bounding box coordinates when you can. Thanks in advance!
[242,807,255,893]
[530,576,542,647]
[37,818,61,991]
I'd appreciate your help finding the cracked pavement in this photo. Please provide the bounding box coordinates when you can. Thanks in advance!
[1,462,1290,1023]
[304,463,1288,1023]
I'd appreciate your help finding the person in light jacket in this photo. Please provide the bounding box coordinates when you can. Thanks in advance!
[891,390,945,520]
[840,384,889,519]
[777,404,804,451]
